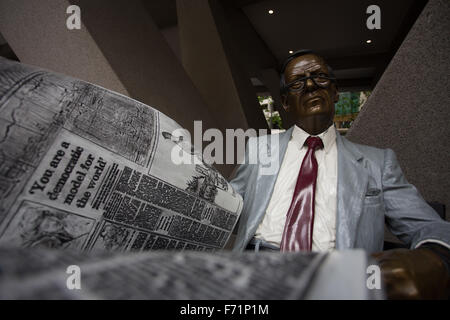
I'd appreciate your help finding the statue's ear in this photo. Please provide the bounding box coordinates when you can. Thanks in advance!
[281,94,289,112]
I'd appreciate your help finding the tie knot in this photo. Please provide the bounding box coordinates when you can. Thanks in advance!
[305,136,324,150]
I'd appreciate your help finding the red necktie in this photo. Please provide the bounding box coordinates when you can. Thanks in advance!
[280,136,324,252]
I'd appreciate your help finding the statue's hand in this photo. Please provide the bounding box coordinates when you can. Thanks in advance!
[372,247,449,299]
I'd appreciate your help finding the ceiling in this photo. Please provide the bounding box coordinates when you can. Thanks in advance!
[242,0,410,60]
[0,0,428,94]
[142,0,427,93]
[226,0,427,92]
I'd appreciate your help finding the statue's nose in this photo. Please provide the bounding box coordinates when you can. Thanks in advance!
[305,75,316,91]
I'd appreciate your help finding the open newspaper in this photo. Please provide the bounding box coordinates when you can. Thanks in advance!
[0,57,242,252]
[0,246,381,299]
[0,246,326,299]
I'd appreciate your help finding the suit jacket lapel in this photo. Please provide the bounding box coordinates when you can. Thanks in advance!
[335,132,368,249]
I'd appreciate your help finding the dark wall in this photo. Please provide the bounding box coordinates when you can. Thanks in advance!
[347,0,450,220]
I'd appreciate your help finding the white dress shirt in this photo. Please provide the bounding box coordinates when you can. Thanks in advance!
[254,124,338,252]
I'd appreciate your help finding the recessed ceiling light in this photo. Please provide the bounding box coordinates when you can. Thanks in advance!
[268,10,274,14]
[289,50,293,54]
[366,39,372,44]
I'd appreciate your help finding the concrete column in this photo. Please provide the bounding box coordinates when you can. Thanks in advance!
[347,0,450,220]
[0,0,127,95]
[177,0,268,132]
[0,0,219,139]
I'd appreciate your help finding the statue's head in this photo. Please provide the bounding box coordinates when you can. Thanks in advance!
[280,50,339,135]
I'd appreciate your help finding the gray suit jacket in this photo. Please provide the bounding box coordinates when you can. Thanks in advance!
[230,126,450,253]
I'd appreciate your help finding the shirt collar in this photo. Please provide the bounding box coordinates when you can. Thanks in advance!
[291,124,336,154]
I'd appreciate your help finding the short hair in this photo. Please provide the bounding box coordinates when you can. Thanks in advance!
[279,49,336,97]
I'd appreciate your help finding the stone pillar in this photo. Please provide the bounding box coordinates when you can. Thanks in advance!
[0,0,127,95]
[0,0,218,139]
[347,0,450,220]
[177,0,268,132]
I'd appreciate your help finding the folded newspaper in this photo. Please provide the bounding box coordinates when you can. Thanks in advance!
[0,246,382,299]
[0,57,241,252]
[0,58,382,299]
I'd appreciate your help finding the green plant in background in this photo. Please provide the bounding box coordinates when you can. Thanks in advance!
[359,91,371,110]
[363,91,371,98]
[257,95,283,129]
[257,95,270,105]
[334,91,371,129]
[335,92,360,116]
[270,112,283,129]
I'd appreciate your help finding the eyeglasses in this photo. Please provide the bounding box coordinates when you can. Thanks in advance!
[286,73,336,93]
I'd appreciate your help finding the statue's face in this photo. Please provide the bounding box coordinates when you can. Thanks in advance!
[283,54,338,127]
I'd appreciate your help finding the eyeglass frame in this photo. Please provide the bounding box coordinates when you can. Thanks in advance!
[285,73,337,94]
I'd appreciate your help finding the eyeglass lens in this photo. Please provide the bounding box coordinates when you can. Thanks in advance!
[288,75,332,92]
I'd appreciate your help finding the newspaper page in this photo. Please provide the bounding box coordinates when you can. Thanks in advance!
[0,246,328,300]
[0,57,242,253]
[0,246,382,300]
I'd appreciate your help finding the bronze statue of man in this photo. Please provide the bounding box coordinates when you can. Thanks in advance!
[230,50,450,299]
